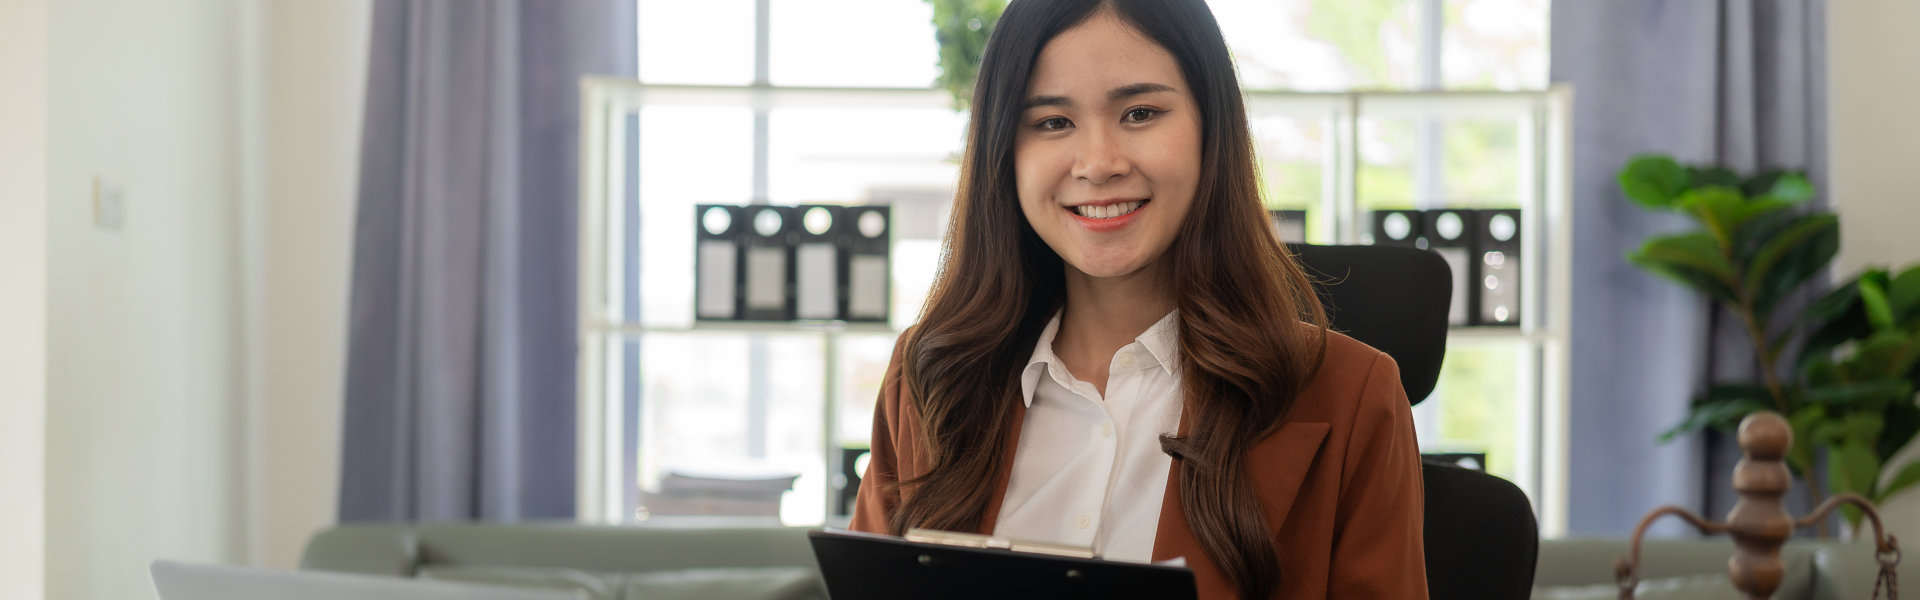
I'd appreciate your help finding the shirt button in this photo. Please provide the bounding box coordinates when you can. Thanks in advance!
[1100,422,1113,438]
[1118,352,1135,368]
[1075,515,1091,529]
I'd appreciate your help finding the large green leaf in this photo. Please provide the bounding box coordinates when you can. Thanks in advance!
[1848,332,1920,378]
[1688,166,1742,190]
[1804,377,1914,404]
[1801,279,1863,326]
[1732,206,1805,259]
[1658,388,1774,443]
[1879,401,1920,461]
[1758,172,1815,204]
[1677,187,1750,247]
[1799,282,1875,377]
[1827,441,1883,527]
[1746,213,1841,316]
[1878,460,1920,502]
[1862,276,1895,331]
[1619,155,1690,209]
[1628,232,1741,303]
[1889,264,1920,322]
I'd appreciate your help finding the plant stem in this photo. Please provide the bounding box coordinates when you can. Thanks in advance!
[1732,297,1791,414]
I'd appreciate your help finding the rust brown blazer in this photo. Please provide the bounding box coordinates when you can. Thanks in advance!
[849,328,1428,600]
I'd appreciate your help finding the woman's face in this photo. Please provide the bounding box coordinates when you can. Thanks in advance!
[1014,10,1202,281]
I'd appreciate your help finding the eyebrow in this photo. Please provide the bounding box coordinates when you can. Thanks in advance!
[1022,82,1178,109]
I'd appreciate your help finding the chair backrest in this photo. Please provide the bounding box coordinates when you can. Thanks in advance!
[1286,243,1451,404]
[1420,459,1540,600]
[1286,243,1538,600]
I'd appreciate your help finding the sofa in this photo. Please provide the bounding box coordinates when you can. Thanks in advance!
[1534,538,1909,600]
[302,524,1914,600]
[300,523,826,600]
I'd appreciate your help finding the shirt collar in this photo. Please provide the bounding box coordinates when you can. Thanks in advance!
[1019,309,1181,408]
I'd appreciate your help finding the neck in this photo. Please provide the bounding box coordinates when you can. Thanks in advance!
[1053,261,1176,368]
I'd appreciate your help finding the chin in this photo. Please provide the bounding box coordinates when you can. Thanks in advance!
[1067,256,1151,279]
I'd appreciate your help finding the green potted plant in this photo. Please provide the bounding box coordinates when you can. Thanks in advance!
[925,0,1006,110]
[1619,154,1920,535]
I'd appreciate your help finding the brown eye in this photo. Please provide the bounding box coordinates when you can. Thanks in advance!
[1124,108,1158,123]
[1037,117,1073,131]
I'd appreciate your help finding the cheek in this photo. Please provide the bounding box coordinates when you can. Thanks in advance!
[1012,143,1061,212]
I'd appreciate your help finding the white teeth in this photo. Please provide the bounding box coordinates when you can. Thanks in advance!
[1074,201,1144,220]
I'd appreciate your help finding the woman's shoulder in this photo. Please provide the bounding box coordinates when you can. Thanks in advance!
[1290,328,1409,422]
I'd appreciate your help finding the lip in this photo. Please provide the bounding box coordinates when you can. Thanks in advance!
[1063,198,1150,233]
[1065,197,1148,208]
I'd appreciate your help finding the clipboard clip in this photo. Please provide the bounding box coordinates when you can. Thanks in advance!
[903,528,1098,559]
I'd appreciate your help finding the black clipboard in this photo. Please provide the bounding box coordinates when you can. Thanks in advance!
[807,529,1198,599]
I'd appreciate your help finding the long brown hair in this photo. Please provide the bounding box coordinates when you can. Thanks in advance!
[891,1,1328,598]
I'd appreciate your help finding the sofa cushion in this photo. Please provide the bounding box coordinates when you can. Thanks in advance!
[1532,551,1815,600]
[623,567,825,600]
[417,565,616,600]
[414,564,825,600]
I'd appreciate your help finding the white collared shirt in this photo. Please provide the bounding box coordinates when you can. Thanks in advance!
[992,310,1184,563]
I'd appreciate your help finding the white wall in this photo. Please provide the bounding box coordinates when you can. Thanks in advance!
[0,0,50,598]
[43,0,248,598]
[1829,0,1920,275]
[1829,0,1920,545]
[248,0,370,570]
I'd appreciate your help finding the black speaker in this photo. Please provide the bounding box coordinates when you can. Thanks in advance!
[695,204,750,321]
[793,205,843,321]
[1424,209,1476,327]
[740,205,797,321]
[1269,209,1307,244]
[1370,209,1425,248]
[842,206,891,323]
[1474,209,1522,326]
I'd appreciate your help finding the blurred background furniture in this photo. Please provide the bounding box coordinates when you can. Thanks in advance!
[302,524,824,600]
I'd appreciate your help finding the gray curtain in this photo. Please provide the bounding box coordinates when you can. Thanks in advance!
[1552,0,1827,536]
[340,0,636,522]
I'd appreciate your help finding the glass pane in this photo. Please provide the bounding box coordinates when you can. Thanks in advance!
[1442,0,1550,90]
[767,106,964,330]
[636,332,826,525]
[638,106,754,328]
[836,332,900,446]
[1249,114,1331,243]
[1440,118,1523,207]
[769,0,940,88]
[1209,0,1419,91]
[766,107,965,203]
[1356,115,1525,212]
[1412,341,1523,481]
[640,0,755,85]
[1356,116,1419,211]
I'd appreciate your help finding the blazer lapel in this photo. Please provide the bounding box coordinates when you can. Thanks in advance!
[1152,421,1332,561]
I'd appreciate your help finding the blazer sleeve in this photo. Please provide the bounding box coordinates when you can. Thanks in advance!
[848,331,913,535]
[1328,351,1428,598]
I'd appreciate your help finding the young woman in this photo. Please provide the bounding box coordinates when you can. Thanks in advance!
[849,1,1427,598]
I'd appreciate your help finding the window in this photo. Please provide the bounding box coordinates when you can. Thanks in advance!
[581,0,1558,532]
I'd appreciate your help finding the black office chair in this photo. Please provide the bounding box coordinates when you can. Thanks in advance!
[1287,243,1540,600]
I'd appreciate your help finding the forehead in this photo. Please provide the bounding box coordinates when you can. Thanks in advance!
[1027,10,1185,97]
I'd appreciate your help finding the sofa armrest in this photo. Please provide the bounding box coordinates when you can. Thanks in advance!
[300,524,422,576]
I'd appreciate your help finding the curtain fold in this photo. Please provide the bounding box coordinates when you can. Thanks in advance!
[340,0,636,522]
[1551,0,1826,536]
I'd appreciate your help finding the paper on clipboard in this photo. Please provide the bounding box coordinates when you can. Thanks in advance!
[808,528,1197,600]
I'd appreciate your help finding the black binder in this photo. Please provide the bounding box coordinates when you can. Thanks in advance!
[807,529,1197,600]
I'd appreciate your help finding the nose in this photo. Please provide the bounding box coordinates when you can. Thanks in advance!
[1070,125,1131,185]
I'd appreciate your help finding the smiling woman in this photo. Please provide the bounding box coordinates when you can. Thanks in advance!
[847,1,1429,599]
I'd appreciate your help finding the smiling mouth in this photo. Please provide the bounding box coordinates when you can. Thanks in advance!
[1070,200,1148,220]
